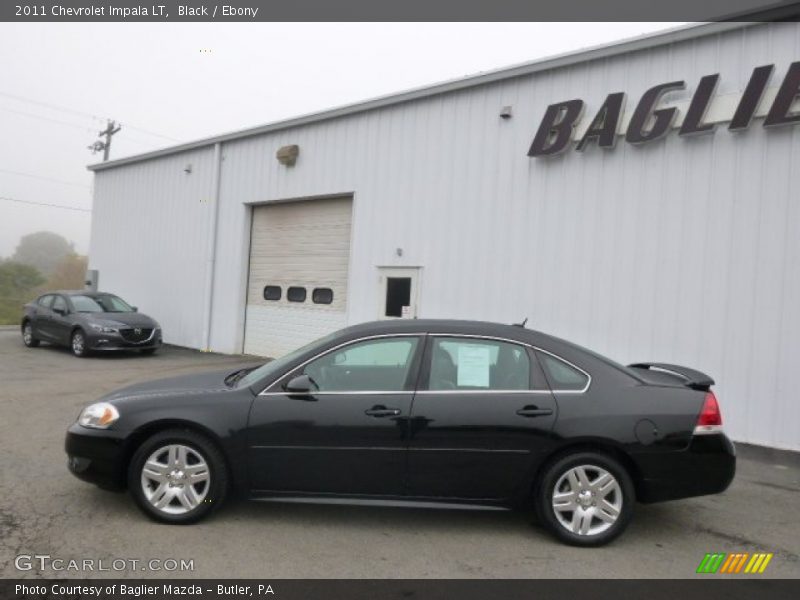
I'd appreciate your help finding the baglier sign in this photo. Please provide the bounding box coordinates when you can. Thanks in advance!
[528,62,800,157]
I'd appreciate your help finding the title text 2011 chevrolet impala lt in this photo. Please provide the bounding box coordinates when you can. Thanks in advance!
[65,320,735,546]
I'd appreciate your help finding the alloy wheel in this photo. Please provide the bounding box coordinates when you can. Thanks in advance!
[140,444,210,515]
[72,332,85,356]
[551,464,622,536]
[23,324,33,345]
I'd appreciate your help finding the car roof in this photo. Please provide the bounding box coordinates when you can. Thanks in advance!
[338,319,546,345]
[49,291,114,297]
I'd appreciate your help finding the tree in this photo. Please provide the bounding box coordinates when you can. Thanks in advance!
[0,261,45,325]
[11,231,74,277]
[44,253,89,291]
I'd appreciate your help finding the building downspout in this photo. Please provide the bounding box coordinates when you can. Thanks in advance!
[202,142,223,351]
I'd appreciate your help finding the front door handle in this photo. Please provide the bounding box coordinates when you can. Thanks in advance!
[365,405,401,417]
[516,405,554,417]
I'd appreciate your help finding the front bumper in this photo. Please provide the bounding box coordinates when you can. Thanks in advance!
[635,433,736,503]
[86,328,162,352]
[65,423,129,491]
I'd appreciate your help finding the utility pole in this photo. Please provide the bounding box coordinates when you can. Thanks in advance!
[88,120,121,161]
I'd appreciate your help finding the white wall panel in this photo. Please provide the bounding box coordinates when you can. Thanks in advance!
[89,147,216,349]
[91,22,800,450]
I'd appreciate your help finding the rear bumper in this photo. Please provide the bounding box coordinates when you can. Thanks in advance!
[65,423,128,491]
[635,433,736,503]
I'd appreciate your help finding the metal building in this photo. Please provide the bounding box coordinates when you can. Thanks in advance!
[88,21,800,451]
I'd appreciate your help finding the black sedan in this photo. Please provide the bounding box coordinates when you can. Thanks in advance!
[22,291,162,357]
[65,319,734,546]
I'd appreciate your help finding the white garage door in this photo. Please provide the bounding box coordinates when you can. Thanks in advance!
[244,197,352,358]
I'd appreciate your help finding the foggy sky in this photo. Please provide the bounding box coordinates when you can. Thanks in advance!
[0,22,680,258]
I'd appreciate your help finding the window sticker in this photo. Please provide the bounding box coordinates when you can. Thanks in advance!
[456,345,491,387]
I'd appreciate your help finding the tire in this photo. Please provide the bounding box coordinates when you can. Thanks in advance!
[140,348,158,356]
[71,329,88,357]
[128,429,228,524]
[535,451,635,547]
[21,321,40,347]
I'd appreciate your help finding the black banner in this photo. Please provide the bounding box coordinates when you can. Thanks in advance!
[2,580,800,600]
[2,0,800,22]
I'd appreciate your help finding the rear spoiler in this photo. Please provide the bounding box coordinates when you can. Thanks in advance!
[628,362,714,391]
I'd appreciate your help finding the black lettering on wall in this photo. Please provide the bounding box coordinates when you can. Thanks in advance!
[765,61,800,127]
[626,81,686,144]
[729,64,774,131]
[528,99,585,157]
[679,74,720,136]
[576,92,625,151]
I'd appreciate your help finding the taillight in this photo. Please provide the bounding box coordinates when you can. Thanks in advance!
[694,391,723,435]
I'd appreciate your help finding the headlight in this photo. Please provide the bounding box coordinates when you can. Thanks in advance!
[78,402,119,429]
[89,323,118,333]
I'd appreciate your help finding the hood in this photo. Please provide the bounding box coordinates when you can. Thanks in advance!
[101,368,239,404]
[82,311,159,328]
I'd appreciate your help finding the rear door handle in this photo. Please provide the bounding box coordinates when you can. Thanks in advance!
[516,405,554,417]
[365,405,401,417]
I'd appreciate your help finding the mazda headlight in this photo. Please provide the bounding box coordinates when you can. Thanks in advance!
[89,323,119,333]
[78,402,119,429]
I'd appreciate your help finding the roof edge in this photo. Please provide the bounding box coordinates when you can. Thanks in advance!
[88,21,757,172]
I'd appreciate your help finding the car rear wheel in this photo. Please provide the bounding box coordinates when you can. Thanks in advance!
[22,322,40,347]
[128,429,228,524]
[70,329,89,357]
[535,452,634,547]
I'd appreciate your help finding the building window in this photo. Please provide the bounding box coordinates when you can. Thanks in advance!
[312,288,333,305]
[385,277,411,317]
[287,287,307,303]
[263,286,281,301]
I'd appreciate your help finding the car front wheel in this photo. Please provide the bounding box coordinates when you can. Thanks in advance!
[71,329,88,357]
[535,452,634,547]
[128,429,228,524]
[22,322,40,347]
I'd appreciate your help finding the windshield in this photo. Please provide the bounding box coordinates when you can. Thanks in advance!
[72,294,134,313]
[235,331,339,389]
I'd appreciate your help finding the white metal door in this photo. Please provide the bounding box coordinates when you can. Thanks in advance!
[244,197,352,357]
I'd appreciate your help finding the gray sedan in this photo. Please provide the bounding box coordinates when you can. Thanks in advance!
[21,291,162,357]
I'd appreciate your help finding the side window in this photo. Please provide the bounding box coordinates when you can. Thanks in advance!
[537,352,589,392]
[303,337,420,392]
[428,337,530,391]
[52,296,67,313]
[37,295,54,308]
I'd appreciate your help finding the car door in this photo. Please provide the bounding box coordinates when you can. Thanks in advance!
[247,334,424,497]
[32,294,55,340]
[407,335,558,501]
[49,295,72,345]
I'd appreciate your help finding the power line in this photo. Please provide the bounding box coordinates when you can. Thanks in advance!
[0,168,91,189]
[0,90,105,121]
[0,195,92,213]
[0,90,182,142]
[0,106,96,132]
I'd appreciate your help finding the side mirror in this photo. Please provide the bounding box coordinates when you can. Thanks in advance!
[53,308,67,316]
[131,306,138,312]
[284,374,317,396]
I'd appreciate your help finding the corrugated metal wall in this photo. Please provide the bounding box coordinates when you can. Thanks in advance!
[89,147,217,350]
[91,22,800,450]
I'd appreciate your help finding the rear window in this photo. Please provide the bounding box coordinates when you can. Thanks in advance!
[537,352,589,392]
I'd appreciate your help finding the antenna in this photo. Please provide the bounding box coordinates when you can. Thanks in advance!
[513,317,528,328]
